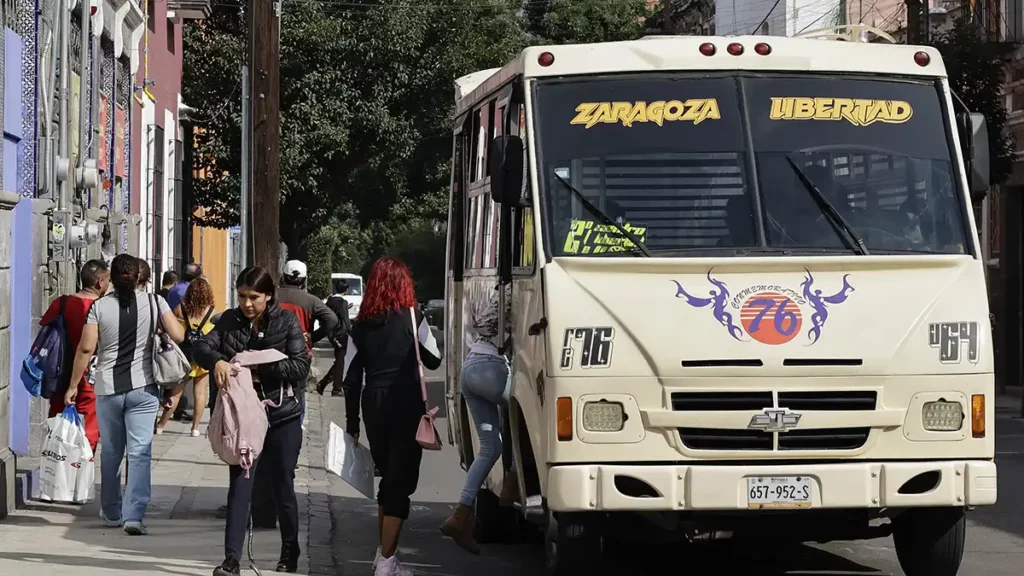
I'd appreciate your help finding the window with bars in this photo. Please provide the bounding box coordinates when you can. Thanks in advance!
[151,125,164,280]
[172,138,184,276]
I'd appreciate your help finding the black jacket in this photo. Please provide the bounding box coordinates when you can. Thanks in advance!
[325,295,351,345]
[194,302,311,421]
[343,308,442,435]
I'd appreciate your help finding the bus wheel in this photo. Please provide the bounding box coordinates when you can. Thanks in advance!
[475,489,505,544]
[545,512,604,576]
[893,507,966,576]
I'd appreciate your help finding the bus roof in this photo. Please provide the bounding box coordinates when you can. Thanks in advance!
[454,32,946,116]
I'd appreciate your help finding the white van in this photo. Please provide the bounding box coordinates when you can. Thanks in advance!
[330,273,363,319]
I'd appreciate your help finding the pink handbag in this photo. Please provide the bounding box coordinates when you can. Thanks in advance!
[410,307,442,451]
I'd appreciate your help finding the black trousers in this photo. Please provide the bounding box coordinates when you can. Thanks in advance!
[317,341,346,394]
[363,386,423,519]
[224,417,303,561]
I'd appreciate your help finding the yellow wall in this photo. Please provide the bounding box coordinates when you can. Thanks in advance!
[192,207,230,312]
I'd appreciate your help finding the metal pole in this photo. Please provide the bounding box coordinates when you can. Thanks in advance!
[58,0,69,210]
[78,0,90,181]
[240,64,250,269]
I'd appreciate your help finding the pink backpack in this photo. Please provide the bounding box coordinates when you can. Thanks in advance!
[208,349,288,477]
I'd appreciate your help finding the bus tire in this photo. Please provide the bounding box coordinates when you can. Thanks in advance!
[475,488,504,544]
[893,507,966,576]
[545,512,604,576]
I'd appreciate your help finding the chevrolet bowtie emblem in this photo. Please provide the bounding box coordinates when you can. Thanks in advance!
[748,409,801,432]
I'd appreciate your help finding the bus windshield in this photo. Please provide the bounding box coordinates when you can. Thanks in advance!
[533,74,969,258]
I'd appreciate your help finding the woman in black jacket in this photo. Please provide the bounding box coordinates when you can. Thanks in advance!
[343,257,442,576]
[194,267,311,576]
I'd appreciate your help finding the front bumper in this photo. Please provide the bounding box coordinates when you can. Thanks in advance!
[546,460,997,512]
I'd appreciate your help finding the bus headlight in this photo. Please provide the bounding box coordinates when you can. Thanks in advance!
[921,400,964,432]
[582,400,626,432]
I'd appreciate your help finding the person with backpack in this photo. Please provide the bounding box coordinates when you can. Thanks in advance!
[65,254,185,536]
[277,260,338,355]
[342,257,442,576]
[316,279,351,396]
[37,259,109,453]
[193,266,310,576]
[155,277,216,437]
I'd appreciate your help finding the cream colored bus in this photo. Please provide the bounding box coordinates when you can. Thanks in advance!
[444,25,996,576]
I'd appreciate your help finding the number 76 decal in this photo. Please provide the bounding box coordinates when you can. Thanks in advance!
[560,327,615,370]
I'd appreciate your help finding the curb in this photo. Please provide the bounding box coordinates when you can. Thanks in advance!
[14,467,38,508]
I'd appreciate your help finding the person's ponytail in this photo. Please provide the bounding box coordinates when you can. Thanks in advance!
[109,254,140,308]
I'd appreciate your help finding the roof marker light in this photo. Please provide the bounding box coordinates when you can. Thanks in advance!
[914,51,931,66]
[538,52,555,67]
[727,43,744,56]
[754,42,772,55]
[699,42,717,56]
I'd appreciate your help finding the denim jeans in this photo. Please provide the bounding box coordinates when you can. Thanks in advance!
[95,385,160,523]
[459,353,510,507]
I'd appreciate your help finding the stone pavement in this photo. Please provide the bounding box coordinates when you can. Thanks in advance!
[0,405,325,576]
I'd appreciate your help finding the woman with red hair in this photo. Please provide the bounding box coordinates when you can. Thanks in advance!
[342,257,442,576]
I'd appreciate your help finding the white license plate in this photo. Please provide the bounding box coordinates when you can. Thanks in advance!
[746,476,813,510]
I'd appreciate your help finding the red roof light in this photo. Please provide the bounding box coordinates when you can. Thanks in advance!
[914,51,931,66]
[727,43,744,56]
[538,52,555,67]
[754,42,772,55]
[699,42,717,56]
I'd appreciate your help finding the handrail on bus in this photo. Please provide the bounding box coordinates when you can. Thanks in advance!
[794,24,897,44]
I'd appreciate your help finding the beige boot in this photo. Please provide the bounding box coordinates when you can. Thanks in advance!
[440,504,480,555]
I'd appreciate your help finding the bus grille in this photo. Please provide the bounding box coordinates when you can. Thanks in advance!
[671,391,876,452]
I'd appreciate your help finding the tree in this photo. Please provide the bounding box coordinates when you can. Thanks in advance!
[184,1,525,256]
[931,17,1015,187]
[524,0,656,44]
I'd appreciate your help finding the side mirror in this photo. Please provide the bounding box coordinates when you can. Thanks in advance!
[967,113,990,199]
[488,135,524,205]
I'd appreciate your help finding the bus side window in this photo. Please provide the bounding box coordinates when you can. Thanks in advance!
[451,129,467,281]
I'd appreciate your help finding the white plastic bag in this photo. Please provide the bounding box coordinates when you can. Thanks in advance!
[39,407,86,503]
[72,431,95,503]
[326,421,375,499]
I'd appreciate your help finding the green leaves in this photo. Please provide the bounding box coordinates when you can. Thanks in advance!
[184,0,654,296]
[930,18,1015,187]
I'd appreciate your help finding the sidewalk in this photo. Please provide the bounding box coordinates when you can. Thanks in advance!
[0,410,320,576]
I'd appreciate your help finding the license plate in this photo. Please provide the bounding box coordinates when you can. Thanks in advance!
[746,476,813,510]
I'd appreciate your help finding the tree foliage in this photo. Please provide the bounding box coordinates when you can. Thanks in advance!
[184,0,655,298]
[931,17,1016,186]
[525,0,656,44]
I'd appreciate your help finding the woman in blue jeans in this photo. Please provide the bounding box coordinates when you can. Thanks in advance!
[67,254,184,535]
[441,285,518,554]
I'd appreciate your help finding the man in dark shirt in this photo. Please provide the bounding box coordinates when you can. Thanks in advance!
[317,280,351,396]
[157,271,177,301]
[167,263,202,311]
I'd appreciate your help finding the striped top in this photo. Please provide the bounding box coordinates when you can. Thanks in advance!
[468,285,511,358]
[86,291,171,396]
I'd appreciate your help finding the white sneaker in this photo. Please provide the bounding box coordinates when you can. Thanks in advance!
[123,521,148,536]
[154,428,164,435]
[375,555,413,576]
[372,547,382,570]
[190,429,201,438]
[99,509,121,527]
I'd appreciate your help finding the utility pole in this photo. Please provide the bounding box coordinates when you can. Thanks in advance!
[905,0,926,44]
[248,0,281,277]
[240,64,251,270]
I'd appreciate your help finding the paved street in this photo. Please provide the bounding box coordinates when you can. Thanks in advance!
[1,353,1023,575]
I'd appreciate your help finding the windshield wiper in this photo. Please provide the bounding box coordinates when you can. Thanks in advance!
[552,172,651,257]
[786,156,869,256]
